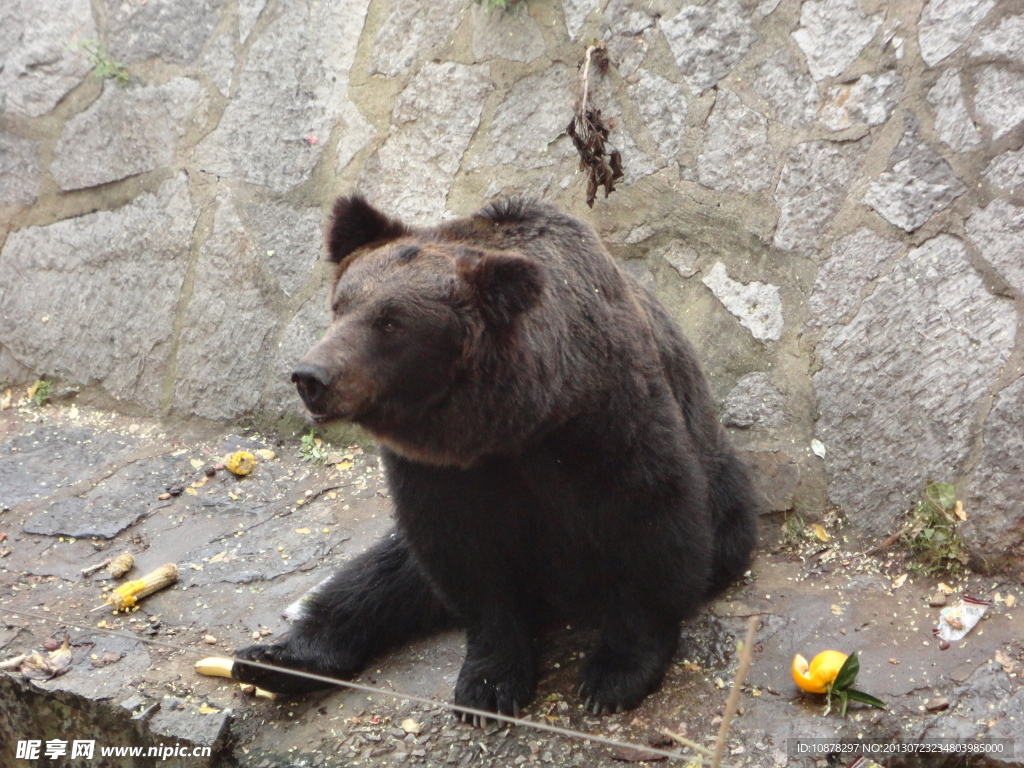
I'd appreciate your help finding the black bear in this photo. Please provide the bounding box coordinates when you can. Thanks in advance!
[233,196,757,720]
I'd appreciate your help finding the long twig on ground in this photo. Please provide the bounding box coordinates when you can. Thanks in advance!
[712,616,759,768]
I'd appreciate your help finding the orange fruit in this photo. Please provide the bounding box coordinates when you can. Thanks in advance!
[792,650,848,693]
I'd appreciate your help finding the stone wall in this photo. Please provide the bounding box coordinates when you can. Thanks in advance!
[1,0,1022,568]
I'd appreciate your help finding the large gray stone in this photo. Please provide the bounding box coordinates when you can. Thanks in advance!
[792,0,882,81]
[773,141,859,253]
[966,198,1024,296]
[239,0,268,42]
[752,52,820,129]
[172,193,281,420]
[660,0,755,93]
[918,0,996,67]
[472,2,546,63]
[721,372,785,429]
[927,69,982,152]
[964,376,1024,570]
[627,70,688,162]
[697,90,774,193]
[0,133,41,206]
[805,228,902,330]
[702,262,784,342]
[0,0,95,118]
[105,0,222,66]
[562,0,601,39]
[52,79,202,190]
[862,114,965,232]
[814,235,1017,538]
[0,175,195,410]
[244,201,323,298]
[700,90,770,193]
[984,146,1024,191]
[819,71,902,131]
[195,0,370,192]
[973,66,1024,140]
[260,279,332,420]
[370,0,466,76]
[363,62,492,224]
[970,13,1024,66]
[469,65,572,172]
[201,32,236,97]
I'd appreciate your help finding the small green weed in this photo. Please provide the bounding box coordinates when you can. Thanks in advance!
[73,40,130,87]
[28,379,53,407]
[299,429,329,465]
[902,482,968,575]
[780,512,807,549]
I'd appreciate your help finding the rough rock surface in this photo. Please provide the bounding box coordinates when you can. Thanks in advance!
[659,0,755,93]
[721,372,785,429]
[471,2,545,63]
[370,0,465,76]
[970,13,1024,65]
[753,52,820,128]
[0,176,195,410]
[973,66,1024,140]
[697,90,774,193]
[792,0,882,80]
[702,262,784,342]
[627,70,687,162]
[562,0,601,39]
[243,201,323,298]
[172,194,281,420]
[363,62,492,224]
[195,0,370,191]
[659,243,699,278]
[0,0,95,118]
[104,0,222,66]
[0,133,41,206]
[927,69,983,152]
[985,146,1024,190]
[805,228,903,330]
[814,235,1017,538]
[52,79,202,190]
[773,141,860,253]
[863,115,966,232]
[819,71,903,131]
[967,198,1024,296]
[964,376,1024,570]
[470,66,572,172]
[918,0,997,66]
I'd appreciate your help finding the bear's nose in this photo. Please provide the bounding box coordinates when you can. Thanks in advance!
[292,363,332,411]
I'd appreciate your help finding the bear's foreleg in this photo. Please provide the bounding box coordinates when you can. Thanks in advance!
[453,612,538,724]
[232,529,455,694]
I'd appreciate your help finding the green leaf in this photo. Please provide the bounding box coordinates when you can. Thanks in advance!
[845,689,887,710]
[933,482,956,511]
[838,689,849,718]
[832,652,860,691]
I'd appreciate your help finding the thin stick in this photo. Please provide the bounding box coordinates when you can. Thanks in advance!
[712,616,758,768]
[81,557,113,577]
[657,727,716,758]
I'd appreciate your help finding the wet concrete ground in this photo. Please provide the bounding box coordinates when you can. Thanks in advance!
[0,398,1022,768]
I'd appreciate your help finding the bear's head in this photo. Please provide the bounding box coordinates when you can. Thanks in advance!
[292,196,546,462]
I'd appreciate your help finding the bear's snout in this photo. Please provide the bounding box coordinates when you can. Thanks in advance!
[292,363,332,417]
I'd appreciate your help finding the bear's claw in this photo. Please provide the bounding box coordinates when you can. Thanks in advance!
[232,643,338,695]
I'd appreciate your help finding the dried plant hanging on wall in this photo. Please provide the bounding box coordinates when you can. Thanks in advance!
[566,42,624,208]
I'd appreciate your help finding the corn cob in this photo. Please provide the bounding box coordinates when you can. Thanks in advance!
[105,563,178,610]
[107,552,135,578]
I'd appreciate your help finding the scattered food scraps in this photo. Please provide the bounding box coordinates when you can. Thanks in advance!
[20,635,73,680]
[933,597,990,642]
[101,563,179,611]
[225,451,257,476]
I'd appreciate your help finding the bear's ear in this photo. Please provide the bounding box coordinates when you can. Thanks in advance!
[456,248,545,327]
[328,195,409,266]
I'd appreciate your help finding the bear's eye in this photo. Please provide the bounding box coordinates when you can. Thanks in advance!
[374,315,400,333]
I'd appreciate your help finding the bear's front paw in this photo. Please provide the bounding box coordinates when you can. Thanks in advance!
[453,662,535,727]
[577,648,666,716]
[232,643,339,695]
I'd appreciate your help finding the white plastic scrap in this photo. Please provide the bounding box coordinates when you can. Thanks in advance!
[933,597,990,642]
